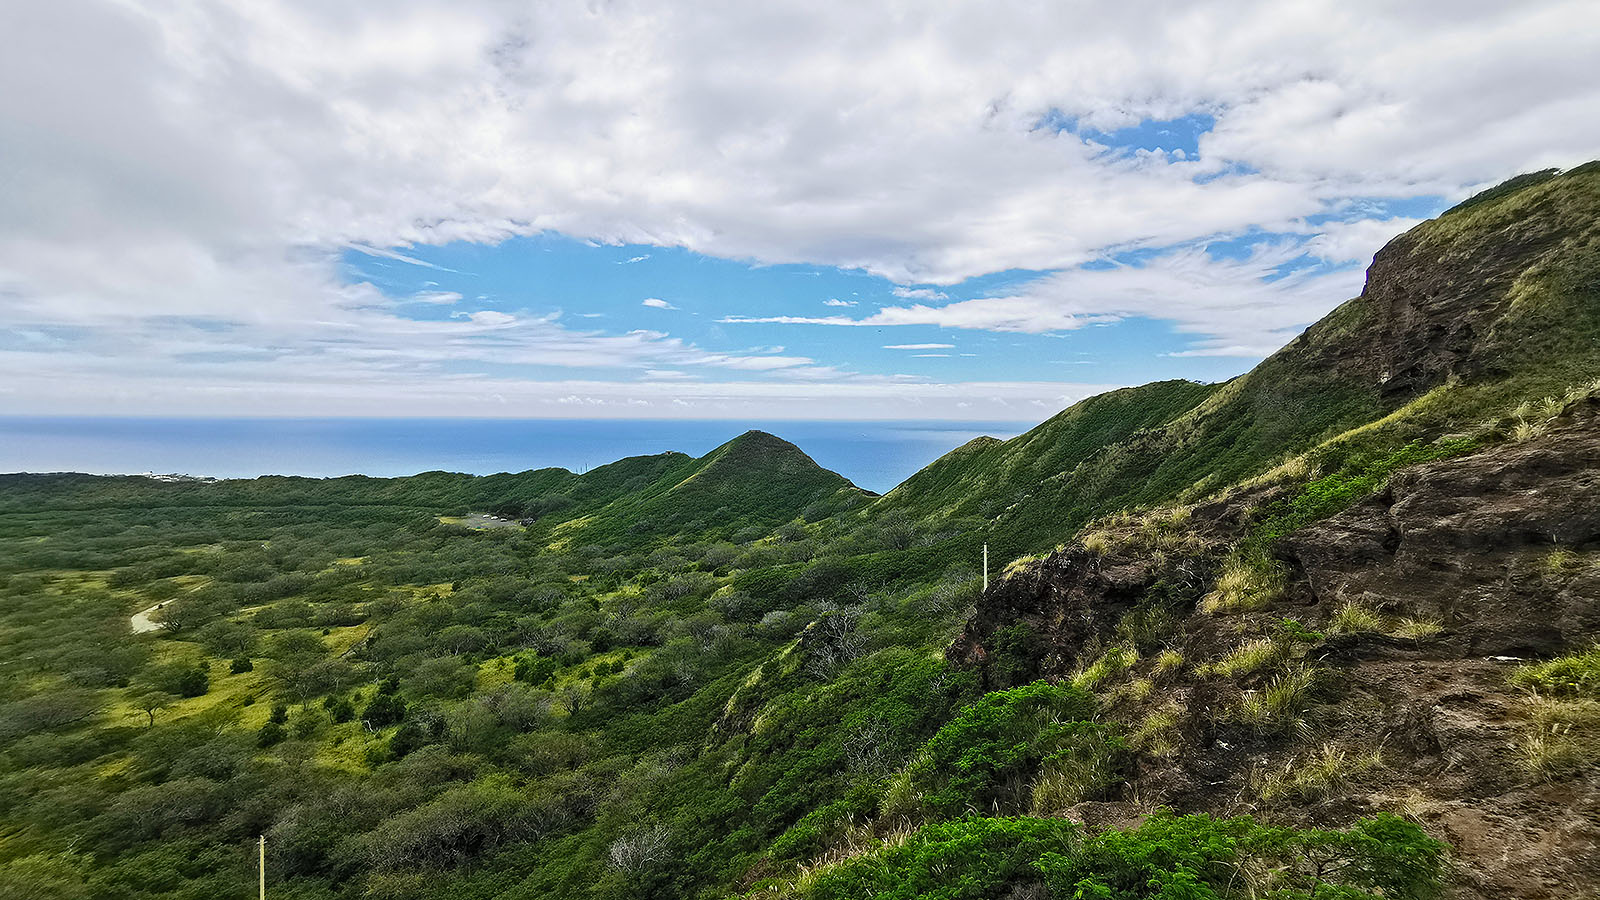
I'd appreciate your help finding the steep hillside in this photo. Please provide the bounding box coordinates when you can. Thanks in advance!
[882,163,1600,565]
[949,165,1600,899]
[876,380,1217,534]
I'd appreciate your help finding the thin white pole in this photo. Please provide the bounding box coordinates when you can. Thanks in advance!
[983,543,988,592]
[259,835,265,900]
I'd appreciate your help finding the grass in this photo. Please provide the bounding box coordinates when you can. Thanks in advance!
[1205,638,1285,678]
[1328,601,1384,635]
[1392,618,1443,640]
[1516,695,1600,778]
[1508,648,1600,778]
[1200,556,1283,615]
[1150,649,1184,680]
[1255,742,1383,801]
[1232,666,1319,734]
[1128,705,1182,759]
[1072,645,1138,692]
[1509,645,1600,696]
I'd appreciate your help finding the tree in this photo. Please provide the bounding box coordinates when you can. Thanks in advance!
[257,720,287,748]
[362,693,406,729]
[129,688,176,728]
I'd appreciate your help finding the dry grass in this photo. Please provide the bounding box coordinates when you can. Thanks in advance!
[1201,557,1283,615]
[1233,666,1319,734]
[1255,742,1383,801]
[1206,638,1285,678]
[1328,601,1384,634]
[1516,694,1600,779]
[1392,618,1444,640]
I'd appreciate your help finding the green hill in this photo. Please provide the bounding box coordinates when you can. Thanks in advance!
[872,163,1600,563]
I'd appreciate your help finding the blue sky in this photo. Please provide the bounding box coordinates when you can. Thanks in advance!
[0,1,1594,420]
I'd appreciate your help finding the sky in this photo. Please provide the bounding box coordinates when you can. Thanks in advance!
[1,1,1597,420]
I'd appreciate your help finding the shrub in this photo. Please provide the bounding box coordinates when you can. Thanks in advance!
[989,622,1047,688]
[906,681,1114,817]
[256,721,286,748]
[1038,811,1445,900]
[797,816,1077,900]
[229,656,254,674]
[362,693,407,728]
[789,813,1444,900]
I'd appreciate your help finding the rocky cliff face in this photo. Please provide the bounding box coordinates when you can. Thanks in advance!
[949,395,1600,899]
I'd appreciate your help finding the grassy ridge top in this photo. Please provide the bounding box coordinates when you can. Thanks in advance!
[866,162,1600,562]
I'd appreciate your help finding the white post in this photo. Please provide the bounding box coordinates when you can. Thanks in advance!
[259,836,266,900]
[983,543,989,593]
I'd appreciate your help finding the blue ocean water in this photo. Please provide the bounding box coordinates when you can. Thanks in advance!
[0,418,1035,494]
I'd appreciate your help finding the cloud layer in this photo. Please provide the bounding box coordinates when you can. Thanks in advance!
[1,0,1596,415]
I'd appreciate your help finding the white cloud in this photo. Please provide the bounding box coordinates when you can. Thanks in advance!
[0,0,1595,414]
[823,298,856,307]
[410,290,463,304]
[641,297,676,309]
[892,287,948,301]
[884,343,956,350]
[346,244,457,272]
[728,241,1362,356]
[619,254,650,264]
[1305,217,1423,263]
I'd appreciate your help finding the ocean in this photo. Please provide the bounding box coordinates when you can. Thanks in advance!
[0,418,1035,495]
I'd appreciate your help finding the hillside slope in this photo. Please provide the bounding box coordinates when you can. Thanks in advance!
[949,165,1600,899]
[879,163,1600,565]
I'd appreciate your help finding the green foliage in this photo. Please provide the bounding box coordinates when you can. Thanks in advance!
[988,622,1046,688]
[784,813,1444,900]
[513,653,560,686]
[1510,645,1600,697]
[256,720,287,748]
[795,816,1077,900]
[1039,811,1445,900]
[362,692,407,728]
[906,681,1115,817]
[0,167,1594,900]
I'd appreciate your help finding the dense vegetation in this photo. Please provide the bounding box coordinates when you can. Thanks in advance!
[1,165,1596,898]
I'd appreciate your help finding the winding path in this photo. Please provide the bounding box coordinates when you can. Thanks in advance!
[130,602,166,634]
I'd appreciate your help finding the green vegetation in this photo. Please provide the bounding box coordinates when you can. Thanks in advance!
[2,164,1597,897]
[773,812,1445,900]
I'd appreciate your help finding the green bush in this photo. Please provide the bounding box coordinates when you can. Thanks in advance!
[1041,811,1445,900]
[798,816,1077,900]
[789,813,1444,900]
[907,681,1116,817]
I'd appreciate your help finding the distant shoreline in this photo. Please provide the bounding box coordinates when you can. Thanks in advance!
[0,416,1033,495]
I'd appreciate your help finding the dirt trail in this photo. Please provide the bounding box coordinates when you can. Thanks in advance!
[130,602,166,634]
